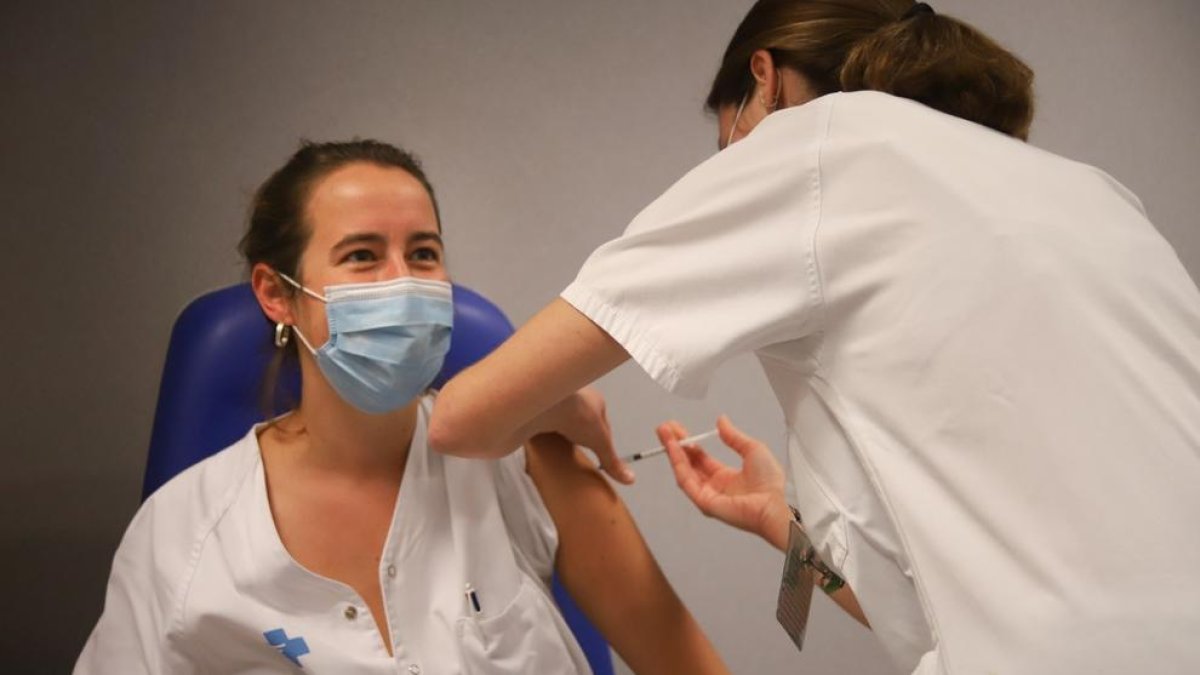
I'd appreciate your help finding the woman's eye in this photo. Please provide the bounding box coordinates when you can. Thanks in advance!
[410,247,441,263]
[342,249,377,264]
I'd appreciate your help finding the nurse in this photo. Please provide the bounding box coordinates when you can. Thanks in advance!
[75,140,729,674]
[430,1,1200,673]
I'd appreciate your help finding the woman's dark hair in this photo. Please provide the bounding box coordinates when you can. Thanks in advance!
[706,0,1035,139]
[239,139,440,414]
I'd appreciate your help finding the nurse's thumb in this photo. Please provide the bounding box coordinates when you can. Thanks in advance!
[716,415,760,459]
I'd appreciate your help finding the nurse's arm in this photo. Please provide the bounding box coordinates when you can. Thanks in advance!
[525,433,730,674]
[431,299,630,466]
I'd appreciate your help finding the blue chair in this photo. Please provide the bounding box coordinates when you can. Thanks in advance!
[143,282,614,675]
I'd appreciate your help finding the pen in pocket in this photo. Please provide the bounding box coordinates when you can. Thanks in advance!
[464,583,482,614]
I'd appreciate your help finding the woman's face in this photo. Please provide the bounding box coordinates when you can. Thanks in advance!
[291,161,447,347]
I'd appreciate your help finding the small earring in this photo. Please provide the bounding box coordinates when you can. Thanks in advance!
[758,70,783,112]
[274,322,291,348]
[759,91,778,113]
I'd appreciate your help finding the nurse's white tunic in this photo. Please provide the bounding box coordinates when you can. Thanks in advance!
[74,397,591,674]
[563,91,1200,674]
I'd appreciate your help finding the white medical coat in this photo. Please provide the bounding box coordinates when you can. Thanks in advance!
[562,91,1200,674]
[75,397,591,674]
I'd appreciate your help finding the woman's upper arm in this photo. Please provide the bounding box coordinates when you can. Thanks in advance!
[522,434,729,675]
[74,510,167,674]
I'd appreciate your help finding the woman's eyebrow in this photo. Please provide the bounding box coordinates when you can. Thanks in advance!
[409,231,444,247]
[331,232,387,250]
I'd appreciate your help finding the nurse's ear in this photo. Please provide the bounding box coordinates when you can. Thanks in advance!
[749,49,781,112]
[251,262,296,326]
[749,49,818,112]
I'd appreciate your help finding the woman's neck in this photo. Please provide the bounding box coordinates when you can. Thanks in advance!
[282,379,421,481]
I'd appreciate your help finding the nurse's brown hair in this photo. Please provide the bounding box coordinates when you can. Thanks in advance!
[706,0,1035,139]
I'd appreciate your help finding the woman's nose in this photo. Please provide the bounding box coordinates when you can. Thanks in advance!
[381,254,410,279]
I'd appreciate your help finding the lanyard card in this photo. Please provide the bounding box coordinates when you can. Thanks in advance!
[776,519,815,652]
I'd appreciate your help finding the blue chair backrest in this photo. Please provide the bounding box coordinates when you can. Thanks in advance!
[143,282,613,675]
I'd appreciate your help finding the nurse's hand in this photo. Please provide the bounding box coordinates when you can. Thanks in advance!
[541,386,634,485]
[660,416,793,552]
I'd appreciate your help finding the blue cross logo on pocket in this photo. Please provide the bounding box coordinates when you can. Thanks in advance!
[264,628,311,667]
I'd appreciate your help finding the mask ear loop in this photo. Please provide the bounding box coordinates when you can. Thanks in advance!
[726,70,783,149]
[726,89,750,149]
[274,270,321,355]
[276,271,328,303]
[289,324,318,355]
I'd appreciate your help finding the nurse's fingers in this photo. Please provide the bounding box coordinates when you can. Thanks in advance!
[662,424,711,511]
[573,388,633,484]
[716,415,786,484]
[656,420,684,449]
[716,415,765,458]
[571,428,630,484]
[658,420,728,479]
[679,440,727,480]
[657,420,689,445]
[593,426,634,485]
[689,446,727,480]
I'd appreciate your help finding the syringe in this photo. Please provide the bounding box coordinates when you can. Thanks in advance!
[620,429,719,463]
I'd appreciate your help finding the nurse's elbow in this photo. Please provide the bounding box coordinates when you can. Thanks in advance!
[427,410,469,457]
[427,405,498,459]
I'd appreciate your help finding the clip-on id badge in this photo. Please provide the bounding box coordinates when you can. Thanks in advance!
[776,519,816,651]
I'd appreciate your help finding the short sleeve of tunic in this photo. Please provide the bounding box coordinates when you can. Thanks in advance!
[493,448,559,584]
[561,98,834,397]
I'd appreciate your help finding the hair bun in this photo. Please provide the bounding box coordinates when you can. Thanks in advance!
[902,2,936,21]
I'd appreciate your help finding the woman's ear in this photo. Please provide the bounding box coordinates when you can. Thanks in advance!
[251,262,294,325]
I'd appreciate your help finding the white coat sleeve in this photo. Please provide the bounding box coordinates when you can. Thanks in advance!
[73,500,180,674]
[561,100,834,397]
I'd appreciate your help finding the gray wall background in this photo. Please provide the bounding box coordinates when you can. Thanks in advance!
[2,1,1197,673]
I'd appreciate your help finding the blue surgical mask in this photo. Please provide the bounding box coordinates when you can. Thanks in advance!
[278,272,454,414]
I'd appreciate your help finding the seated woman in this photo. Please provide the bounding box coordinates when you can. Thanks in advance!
[75,140,728,674]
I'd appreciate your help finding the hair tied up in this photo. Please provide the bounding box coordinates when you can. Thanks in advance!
[902,2,935,20]
[706,0,1034,140]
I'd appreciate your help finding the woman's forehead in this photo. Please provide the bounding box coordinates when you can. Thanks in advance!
[305,164,437,238]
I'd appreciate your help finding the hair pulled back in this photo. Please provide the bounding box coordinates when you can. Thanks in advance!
[240,139,440,283]
[706,0,1035,139]
[238,139,440,414]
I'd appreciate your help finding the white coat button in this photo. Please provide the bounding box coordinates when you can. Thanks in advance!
[344,605,358,620]
[387,564,397,578]
[408,665,421,674]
